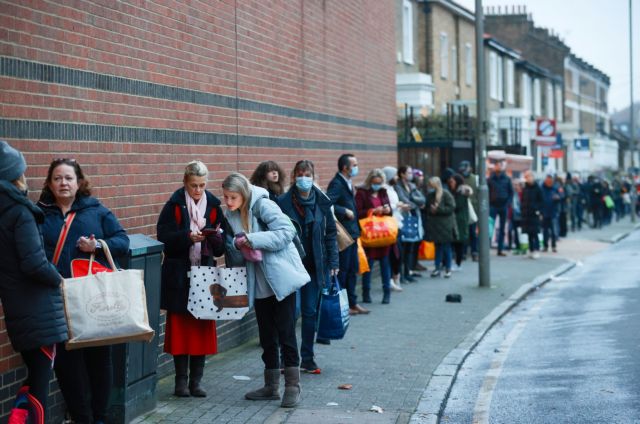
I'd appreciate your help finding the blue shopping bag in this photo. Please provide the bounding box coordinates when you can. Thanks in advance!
[317,277,350,340]
[400,213,421,242]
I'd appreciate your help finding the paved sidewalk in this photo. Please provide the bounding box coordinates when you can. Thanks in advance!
[133,219,638,424]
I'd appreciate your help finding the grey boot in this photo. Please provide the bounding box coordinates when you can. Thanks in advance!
[189,355,207,397]
[281,366,301,408]
[245,369,281,400]
[173,355,190,397]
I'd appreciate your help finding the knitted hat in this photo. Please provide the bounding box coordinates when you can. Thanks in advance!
[382,166,397,183]
[413,169,424,178]
[0,141,27,182]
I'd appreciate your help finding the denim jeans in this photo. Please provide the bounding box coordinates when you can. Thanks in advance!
[542,217,557,249]
[490,206,508,253]
[299,277,322,362]
[338,241,358,307]
[362,255,391,294]
[434,242,452,271]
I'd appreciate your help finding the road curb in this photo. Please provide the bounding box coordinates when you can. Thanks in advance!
[610,223,640,243]
[409,260,577,424]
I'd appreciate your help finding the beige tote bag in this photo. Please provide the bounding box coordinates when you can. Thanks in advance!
[62,240,154,350]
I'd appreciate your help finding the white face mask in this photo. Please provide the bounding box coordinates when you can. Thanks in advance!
[406,173,414,182]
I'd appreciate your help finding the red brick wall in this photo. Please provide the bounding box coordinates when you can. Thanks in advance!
[0,0,396,419]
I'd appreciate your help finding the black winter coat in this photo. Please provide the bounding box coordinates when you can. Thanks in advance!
[0,181,67,352]
[488,172,514,209]
[327,173,360,239]
[521,183,543,233]
[39,193,130,278]
[277,186,339,288]
[157,188,225,313]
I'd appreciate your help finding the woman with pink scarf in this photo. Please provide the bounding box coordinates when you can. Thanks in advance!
[157,161,226,398]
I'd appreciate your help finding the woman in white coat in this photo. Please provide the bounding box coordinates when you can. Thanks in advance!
[222,172,310,408]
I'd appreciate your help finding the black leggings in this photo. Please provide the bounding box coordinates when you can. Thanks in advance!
[255,293,299,369]
[452,242,465,266]
[54,344,113,423]
[18,347,54,423]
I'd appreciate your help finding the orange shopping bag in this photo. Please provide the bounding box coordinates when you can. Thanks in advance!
[418,241,435,260]
[357,238,370,275]
[358,211,398,248]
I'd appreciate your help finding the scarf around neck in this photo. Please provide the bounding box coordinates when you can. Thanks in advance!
[186,191,207,265]
[293,187,316,226]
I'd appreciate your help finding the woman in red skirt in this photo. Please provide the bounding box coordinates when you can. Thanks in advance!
[157,161,226,397]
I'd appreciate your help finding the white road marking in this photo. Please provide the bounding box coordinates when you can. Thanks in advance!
[471,294,551,424]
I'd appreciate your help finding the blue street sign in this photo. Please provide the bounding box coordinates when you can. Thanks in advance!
[573,138,590,151]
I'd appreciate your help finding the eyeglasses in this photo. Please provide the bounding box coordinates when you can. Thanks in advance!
[51,158,76,165]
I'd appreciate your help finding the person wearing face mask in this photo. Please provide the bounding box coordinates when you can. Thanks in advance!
[327,154,369,315]
[277,160,339,374]
[355,169,394,304]
[458,161,479,261]
[394,165,425,283]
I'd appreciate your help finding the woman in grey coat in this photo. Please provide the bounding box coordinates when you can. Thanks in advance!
[222,172,310,408]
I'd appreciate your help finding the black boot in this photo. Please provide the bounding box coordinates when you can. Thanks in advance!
[362,288,372,303]
[189,355,207,397]
[382,288,390,304]
[173,355,190,397]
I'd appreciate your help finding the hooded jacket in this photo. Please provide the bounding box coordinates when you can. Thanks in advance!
[225,185,310,306]
[0,181,67,351]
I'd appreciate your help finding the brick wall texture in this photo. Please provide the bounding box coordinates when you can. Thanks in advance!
[0,0,397,421]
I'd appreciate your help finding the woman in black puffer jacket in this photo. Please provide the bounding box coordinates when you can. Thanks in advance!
[0,141,66,424]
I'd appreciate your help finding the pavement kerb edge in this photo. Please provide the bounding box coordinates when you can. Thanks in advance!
[610,223,640,243]
[408,260,577,424]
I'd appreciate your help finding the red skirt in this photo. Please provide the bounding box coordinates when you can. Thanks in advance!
[164,312,218,356]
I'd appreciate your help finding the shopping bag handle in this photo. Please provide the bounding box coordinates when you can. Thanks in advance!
[87,239,118,274]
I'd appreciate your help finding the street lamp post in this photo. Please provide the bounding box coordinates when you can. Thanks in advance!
[630,0,637,223]
[475,0,491,287]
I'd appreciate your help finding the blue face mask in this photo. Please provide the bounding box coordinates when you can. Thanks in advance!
[350,166,359,177]
[371,184,382,192]
[295,176,313,192]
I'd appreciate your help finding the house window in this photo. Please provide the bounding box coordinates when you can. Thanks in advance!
[451,46,458,82]
[497,55,504,102]
[440,33,449,79]
[546,82,555,119]
[533,79,542,116]
[489,51,498,99]
[555,86,563,121]
[572,69,579,94]
[465,43,473,86]
[506,60,515,104]
[402,0,414,64]
[520,73,531,112]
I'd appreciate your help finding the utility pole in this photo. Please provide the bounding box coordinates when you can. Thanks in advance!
[631,0,637,223]
[475,0,490,287]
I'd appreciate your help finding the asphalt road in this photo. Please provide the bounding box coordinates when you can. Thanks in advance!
[442,230,640,424]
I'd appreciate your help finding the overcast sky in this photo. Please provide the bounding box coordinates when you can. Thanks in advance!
[456,0,639,112]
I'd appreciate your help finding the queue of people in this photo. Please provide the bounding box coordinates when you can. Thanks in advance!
[3,137,637,423]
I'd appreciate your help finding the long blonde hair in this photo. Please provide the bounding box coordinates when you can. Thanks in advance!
[222,172,252,232]
[428,176,443,204]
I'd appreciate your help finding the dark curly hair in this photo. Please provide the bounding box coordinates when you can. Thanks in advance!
[40,158,92,201]
[249,160,286,196]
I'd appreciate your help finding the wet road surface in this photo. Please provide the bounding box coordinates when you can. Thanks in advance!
[442,230,640,424]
